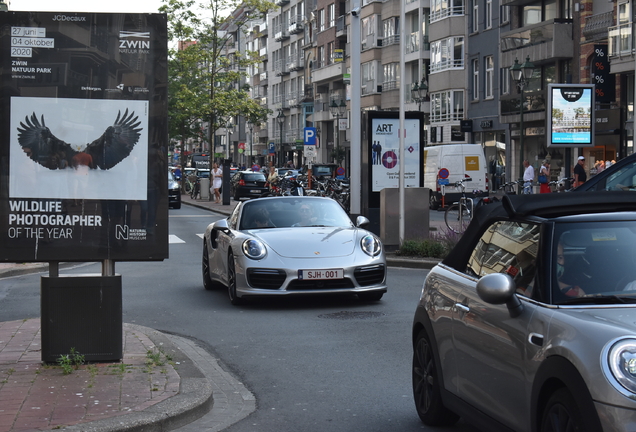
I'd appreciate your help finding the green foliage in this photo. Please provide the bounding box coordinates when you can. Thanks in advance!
[397,230,461,259]
[57,348,85,375]
[330,146,347,165]
[162,0,274,163]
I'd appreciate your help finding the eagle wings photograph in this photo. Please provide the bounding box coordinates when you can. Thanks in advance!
[10,97,149,200]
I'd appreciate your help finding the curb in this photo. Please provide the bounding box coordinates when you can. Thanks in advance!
[59,325,215,432]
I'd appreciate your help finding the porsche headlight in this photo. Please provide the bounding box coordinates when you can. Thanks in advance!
[242,239,267,260]
[361,234,381,257]
[606,338,636,395]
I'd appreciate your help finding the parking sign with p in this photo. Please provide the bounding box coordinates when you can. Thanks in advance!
[304,127,317,145]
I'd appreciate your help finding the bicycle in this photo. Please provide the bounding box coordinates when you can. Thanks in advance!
[444,178,473,234]
[549,177,573,193]
[498,179,524,195]
[190,176,201,199]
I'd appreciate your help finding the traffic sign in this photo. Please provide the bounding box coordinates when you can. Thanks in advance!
[336,167,345,177]
[438,168,450,179]
[438,179,449,185]
[304,127,317,145]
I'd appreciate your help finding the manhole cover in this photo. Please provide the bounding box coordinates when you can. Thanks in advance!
[318,311,385,320]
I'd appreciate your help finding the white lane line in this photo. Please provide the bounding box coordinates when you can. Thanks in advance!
[196,234,204,239]
[169,235,186,244]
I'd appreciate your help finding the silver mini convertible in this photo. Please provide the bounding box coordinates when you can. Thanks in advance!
[412,191,636,432]
[203,196,386,304]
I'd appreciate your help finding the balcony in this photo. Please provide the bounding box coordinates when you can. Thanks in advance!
[287,53,305,71]
[336,15,346,37]
[383,35,400,47]
[289,15,304,34]
[275,0,289,5]
[274,28,290,41]
[609,22,633,57]
[584,11,613,42]
[275,58,290,76]
[500,19,573,66]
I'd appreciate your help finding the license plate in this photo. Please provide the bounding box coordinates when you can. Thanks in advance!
[298,269,344,280]
[250,189,261,193]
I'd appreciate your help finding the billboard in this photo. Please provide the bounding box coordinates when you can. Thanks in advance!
[547,84,595,147]
[366,111,424,208]
[0,12,168,262]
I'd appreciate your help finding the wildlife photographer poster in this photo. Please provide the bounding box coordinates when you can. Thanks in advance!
[0,11,168,262]
[10,97,149,200]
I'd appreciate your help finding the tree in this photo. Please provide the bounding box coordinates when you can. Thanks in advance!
[162,0,273,177]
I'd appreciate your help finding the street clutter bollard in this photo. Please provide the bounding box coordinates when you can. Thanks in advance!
[200,177,210,200]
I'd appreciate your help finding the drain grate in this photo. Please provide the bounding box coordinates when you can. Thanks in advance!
[318,311,386,320]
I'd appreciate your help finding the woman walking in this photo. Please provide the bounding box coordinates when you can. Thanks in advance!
[539,159,551,193]
[211,162,223,203]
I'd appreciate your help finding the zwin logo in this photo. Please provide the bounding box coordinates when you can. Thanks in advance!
[115,224,129,240]
[119,31,151,53]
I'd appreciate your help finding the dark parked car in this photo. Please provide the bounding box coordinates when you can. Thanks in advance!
[168,170,181,209]
[230,171,268,200]
[413,191,636,432]
[573,152,636,192]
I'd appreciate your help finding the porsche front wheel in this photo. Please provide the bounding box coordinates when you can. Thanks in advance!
[227,252,244,305]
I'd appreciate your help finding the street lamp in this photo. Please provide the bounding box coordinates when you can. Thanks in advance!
[411,76,428,110]
[510,56,535,179]
[225,121,234,161]
[276,109,285,167]
[247,122,254,167]
[329,99,346,165]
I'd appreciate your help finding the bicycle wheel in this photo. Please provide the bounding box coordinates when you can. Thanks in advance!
[444,204,470,234]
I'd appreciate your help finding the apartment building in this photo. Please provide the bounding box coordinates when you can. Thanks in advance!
[236,0,634,181]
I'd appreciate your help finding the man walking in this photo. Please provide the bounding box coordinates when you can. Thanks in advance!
[523,159,534,194]
[573,156,587,188]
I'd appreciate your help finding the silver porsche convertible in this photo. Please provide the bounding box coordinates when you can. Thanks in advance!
[202,196,387,304]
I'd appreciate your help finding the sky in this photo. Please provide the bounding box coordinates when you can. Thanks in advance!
[8,0,165,13]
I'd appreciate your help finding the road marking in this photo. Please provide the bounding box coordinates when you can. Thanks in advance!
[169,235,185,244]
[196,234,204,239]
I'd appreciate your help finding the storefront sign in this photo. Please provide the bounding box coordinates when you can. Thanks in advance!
[547,84,595,147]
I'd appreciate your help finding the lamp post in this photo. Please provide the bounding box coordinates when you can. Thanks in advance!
[411,76,428,110]
[276,109,285,167]
[329,99,346,165]
[247,122,254,167]
[225,122,234,162]
[510,56,535,179]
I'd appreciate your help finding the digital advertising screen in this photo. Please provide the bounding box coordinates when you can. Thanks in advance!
[547,84,595,147]
[0,11,168,262]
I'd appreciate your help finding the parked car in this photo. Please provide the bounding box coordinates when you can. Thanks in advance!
[412,191,636,432]
[230,170,268,200]
[573,152,636,192]
[299,163,339,179]
[202,196,386,305]
[168,170,181,209]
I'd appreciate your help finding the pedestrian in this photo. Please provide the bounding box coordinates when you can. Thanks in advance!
[523,159,534,194]
[267,165,278,191]
[573,156,587,188]
[539,159,551,193]
[211,162,223,204]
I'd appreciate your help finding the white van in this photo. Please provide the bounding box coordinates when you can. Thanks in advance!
[423,144,488,209]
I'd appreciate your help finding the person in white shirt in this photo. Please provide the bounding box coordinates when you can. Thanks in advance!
[523,160,535,194]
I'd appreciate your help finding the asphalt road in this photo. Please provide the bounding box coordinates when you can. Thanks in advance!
[0,205,480,432]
